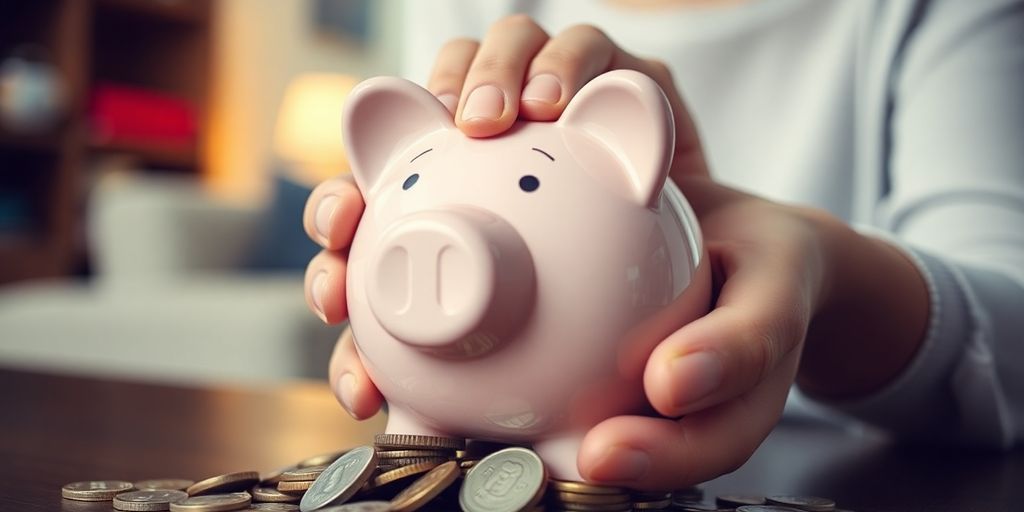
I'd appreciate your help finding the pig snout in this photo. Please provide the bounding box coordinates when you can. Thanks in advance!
[366,208,535,359]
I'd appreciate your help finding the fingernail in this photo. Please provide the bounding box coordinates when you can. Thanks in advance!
[521,74,562,104]
[461,84,505,121]
[337,372,357,416]
[437,93,458,114]
[589,445,650,482]
[670,351,723,406]
[311,271,328,321]
[315,195,340,239]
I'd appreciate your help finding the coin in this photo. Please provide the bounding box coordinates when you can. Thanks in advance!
[459,447,546,512]
[315,502,393,511]
[253,486,301,503]
[389,461,460,512]
[376,449,452,459]
[136,480,196,492]
[736,506,807,512]
[717,495,766,507]
[281,466,329,482]
[299,445,378,512]
[298,451,349,468]
[62,480,135,501]
[548,480,625,496]
[251,504,300,511]
[262,466,299,486]
[551,492,630,505]
[187,472,261,496]
[765,496,836,511]
[169,492,252,512]
[674,504,725,511]
[633,499,672,510]
[373,434,466,451]
[278,481,315,494]
[381,456,451,467]
[371,461,442,488]
[113,490,189,511]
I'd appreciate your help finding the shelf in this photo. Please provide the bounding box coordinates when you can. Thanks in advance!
[89,138,197,169]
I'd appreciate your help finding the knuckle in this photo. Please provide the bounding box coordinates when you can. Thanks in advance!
[534,47,584,70]
[562,23,608,42]
[440,37,478,54]
[430,68,468,87]
[471,54,521,76]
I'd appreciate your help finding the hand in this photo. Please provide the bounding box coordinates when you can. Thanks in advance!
[302,174,384,419]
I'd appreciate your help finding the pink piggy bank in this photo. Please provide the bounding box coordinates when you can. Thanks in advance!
[343,70,711,481]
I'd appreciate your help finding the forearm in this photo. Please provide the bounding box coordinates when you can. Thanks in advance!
[796,211,931,400]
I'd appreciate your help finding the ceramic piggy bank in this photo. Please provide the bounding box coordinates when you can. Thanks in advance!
[343,70,711,480]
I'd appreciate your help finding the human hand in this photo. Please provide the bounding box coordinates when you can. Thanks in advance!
[575,176,834,489]
[302,174,384,419]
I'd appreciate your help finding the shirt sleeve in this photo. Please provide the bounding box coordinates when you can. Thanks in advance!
[813,0,1024,448]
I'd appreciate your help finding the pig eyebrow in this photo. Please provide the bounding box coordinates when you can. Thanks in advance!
[532,147,555,162]
[410,148,433,163]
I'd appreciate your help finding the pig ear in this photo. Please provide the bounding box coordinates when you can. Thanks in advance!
[342,77,454,194]
[558,70,674,208]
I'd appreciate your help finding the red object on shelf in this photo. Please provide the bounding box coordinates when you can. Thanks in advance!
[88,82,197,148]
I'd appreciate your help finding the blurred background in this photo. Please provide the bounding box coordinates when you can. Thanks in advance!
[0,0,404,385]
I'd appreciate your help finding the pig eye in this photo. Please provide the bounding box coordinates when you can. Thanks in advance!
[519,175,540,192]
[402,173,420,190]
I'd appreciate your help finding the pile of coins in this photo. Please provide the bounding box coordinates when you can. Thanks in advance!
[62,434,850,512]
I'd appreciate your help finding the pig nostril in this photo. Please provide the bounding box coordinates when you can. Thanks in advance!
[519,175,540,192]
[403,173,420,190]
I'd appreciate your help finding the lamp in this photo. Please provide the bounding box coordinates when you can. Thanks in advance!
[274,73,359,185]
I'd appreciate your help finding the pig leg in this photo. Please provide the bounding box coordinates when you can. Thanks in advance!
[533,432,586,482]
[384,405,449,437]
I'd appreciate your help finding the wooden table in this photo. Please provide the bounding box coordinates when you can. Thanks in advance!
[1,367,1020,512]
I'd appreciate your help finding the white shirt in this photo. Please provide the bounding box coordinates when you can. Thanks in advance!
[399,0,1024,447]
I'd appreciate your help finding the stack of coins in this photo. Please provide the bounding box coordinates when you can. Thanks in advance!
[373,434,463,473]
[62,436,853,512]
[545,479,631,511]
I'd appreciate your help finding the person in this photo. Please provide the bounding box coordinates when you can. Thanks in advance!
[301,0,1024,490]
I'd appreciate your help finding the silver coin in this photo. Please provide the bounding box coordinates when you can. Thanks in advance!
[315,502,392,512]
[251,504,300,511]
[299,445,377,512]
[168,492,252,511]
[765,496,836,512]
[459,446,546,512]
[113,490,188,511]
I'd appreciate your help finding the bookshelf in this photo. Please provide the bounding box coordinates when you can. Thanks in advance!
[0,0,212,283]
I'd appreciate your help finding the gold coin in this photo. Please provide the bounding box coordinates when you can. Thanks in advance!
[548,479,626,495]
[632,499,673,510]
[259,466,297,486]
[61,480,135,501]
[297,450,348,468]
[113,490,188,511]
[187,472,260,496]
[250,504,299,511]
[169,492,252,512]
[134,480,195,492]
[279,465,327,482]
[276,480,314,494]
[373,433,465,450]
[380,456,451,467]
[551,491,631,505]
[370,461,442,488]
[388,461,459,512]
[251,486,300,503]
[375,449,451,459]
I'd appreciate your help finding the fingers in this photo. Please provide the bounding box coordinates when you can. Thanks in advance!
[427,38,480,114]
[519,24,616,120]
[328,326,385,419]
[643,243,811,418]
[303,174,364,251]
[304,249,349,324]
[578,358,794,489]
[456,14,549,137]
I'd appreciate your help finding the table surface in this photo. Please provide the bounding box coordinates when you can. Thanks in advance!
[1,367,1020,512]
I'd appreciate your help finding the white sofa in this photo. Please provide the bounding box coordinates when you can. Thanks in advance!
[0,174,341,384]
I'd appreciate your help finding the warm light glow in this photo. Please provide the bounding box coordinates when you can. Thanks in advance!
[274,73,360,185]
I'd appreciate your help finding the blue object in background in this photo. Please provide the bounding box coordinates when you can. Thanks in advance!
[246,174,320,272]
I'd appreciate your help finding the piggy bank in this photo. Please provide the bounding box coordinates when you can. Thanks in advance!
[343,70,711,481]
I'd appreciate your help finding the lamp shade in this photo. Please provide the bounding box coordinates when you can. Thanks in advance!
[274,73,359,183]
